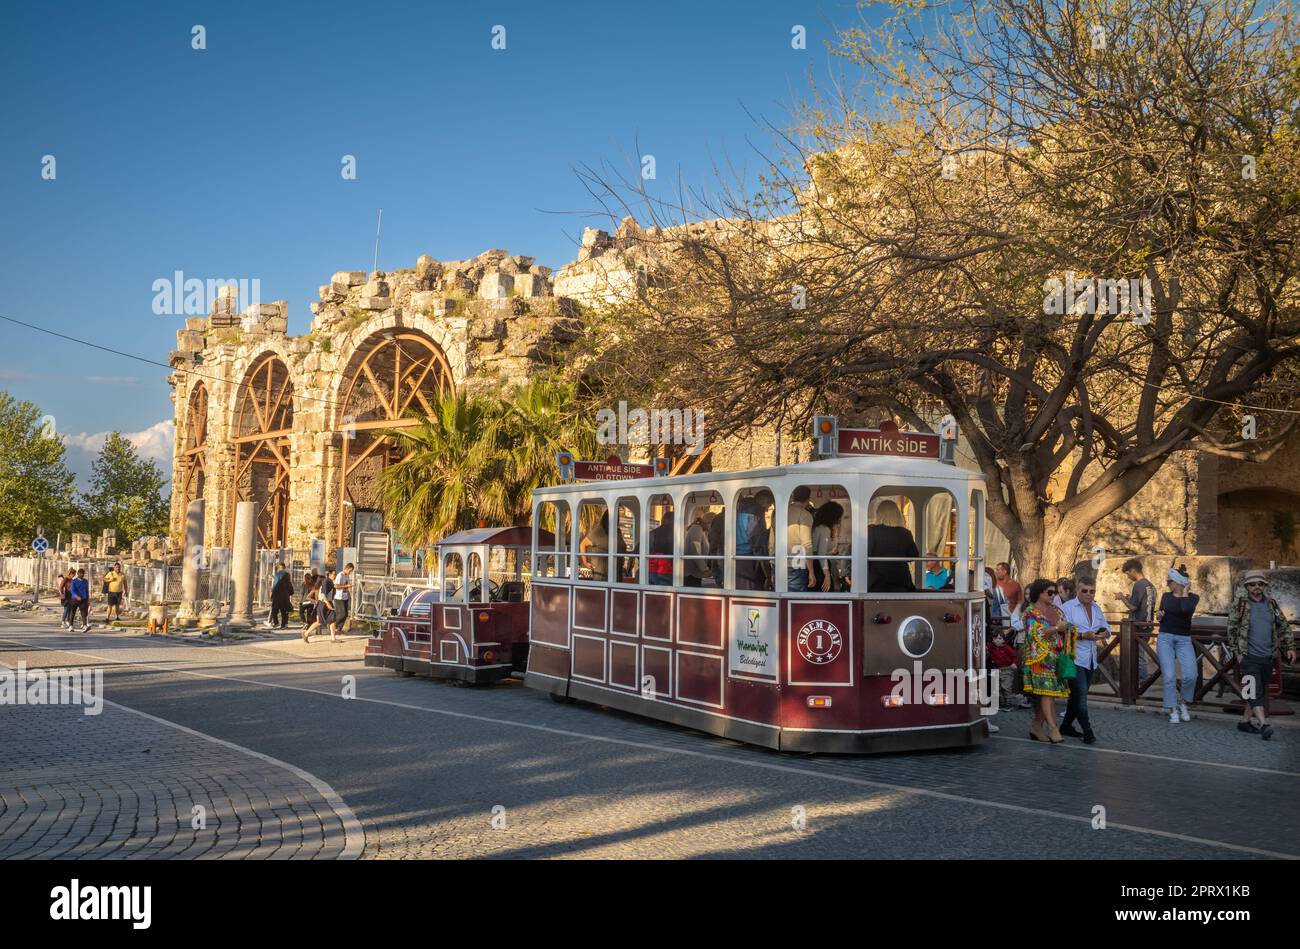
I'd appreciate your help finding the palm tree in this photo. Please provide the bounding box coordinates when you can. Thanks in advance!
[493,377,600,524]
[377,391,505,546]
[378,377,601,543]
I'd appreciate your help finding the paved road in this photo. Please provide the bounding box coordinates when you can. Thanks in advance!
[1,609,1296,859]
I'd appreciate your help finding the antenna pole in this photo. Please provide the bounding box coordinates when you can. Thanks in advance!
[373,209,383,274]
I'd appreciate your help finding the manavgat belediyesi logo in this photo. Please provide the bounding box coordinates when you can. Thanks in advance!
[0,662,103,715]
[887,662,999,716]
[49,880,151,929]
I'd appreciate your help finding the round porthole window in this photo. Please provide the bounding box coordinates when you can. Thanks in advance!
[898,615,935,658]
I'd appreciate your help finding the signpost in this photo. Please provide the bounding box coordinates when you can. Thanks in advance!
[812,418,954,462]
[556,453,668,483]
[31,532,47,603]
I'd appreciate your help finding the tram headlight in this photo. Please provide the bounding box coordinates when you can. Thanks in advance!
[898,616,935,659]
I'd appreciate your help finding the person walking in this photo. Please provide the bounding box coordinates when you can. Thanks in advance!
[103,562,125,623]
[1156,564,1199,724]
[269,561,294,630]
[334,563,355,633]
[57,568,74,629]
[1059,576,1109,744]
[299,568,319,627]
[304,568,338,642]
[68,568,90,631]
[994,562,1023,617]
[1227,571,1297,740]
[1020,578,1076,743]
[1118,558,1156,683]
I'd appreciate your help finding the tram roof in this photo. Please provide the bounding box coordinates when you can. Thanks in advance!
[532,454,985,498]
[436,526,550,547]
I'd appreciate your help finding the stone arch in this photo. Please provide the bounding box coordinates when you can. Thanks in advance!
[180,382,209,508]
[231,353,295,549]
[333,328,456,548]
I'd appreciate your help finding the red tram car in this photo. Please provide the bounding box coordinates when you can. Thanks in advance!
[367,425,992,754]
[365,527,544,683]
[524,448,992,753]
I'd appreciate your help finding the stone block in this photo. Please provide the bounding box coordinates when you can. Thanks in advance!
[480,272,513,299]
[359,295,391,310]
[408,290,439,313]
[514,272,551,297]
[529,264,553,277]
[333,271,365,287]
[469,317,507,340]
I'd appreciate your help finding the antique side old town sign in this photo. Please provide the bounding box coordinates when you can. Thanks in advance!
[556,453,668,482]
[813,417,943,459]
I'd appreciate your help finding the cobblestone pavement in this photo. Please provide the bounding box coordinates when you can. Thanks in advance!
[1,611,1296,859]
[0,659,362,859]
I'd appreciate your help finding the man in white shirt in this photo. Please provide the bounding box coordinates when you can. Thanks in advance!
[1059,576,1109,744]
[787,487,814,592]
[334,563,354,635]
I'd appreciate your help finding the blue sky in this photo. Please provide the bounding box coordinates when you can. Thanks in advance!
[0,0,873,483]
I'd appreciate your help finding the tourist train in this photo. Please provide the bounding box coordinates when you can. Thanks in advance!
[367,422,991,753]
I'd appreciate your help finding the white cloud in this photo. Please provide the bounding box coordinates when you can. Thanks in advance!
[63,420,174,490]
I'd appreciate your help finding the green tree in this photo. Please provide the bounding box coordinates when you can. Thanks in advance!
[0,390,76,545]
[78,432,169,546]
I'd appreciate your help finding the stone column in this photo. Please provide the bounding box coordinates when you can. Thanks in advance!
[229,501,257,626]
[175,499,205,625]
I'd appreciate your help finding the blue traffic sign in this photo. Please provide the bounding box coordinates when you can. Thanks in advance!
[31,536,48,553]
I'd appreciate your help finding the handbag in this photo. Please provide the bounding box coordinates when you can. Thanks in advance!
[1057,648,1077,681]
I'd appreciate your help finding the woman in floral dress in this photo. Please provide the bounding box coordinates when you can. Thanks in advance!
[1020,577,1077,744]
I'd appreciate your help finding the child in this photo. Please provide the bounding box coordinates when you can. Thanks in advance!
[988,633,1020,710]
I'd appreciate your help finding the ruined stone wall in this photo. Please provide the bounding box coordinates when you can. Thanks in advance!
[168,250,584,554]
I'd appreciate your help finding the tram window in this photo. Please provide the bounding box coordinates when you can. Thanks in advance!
[647,494,674,586]
[467,552,487,603]
[578,499,611,582]
[683,490,725,588]
[734,487,775,592]
[969,489,985,592]
[443,553,465,601]
[789,484,851,593]
[535,500,571,579]
[488,546,522,601]
[867,488,958,592]
[615,498,640,584]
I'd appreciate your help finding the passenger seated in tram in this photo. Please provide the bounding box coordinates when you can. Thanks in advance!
[707,510,725,586]
[811,500,844,593]
[580,511,610,581]
[684,513,710,587]
[867,499,919,592]
[923,554,952,591]
[787,487,814,592]
[648,510,674,585]
[735,492,774,590]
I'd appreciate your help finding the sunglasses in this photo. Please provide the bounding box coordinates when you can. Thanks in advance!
[1045,589,1057,597]
[1246,581,1265,588]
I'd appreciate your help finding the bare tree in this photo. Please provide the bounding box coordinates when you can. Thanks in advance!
[580,0,1300,580]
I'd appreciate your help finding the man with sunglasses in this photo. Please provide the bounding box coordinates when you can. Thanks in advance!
[1059,575,1109,744]
[1227,571,1297,740]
